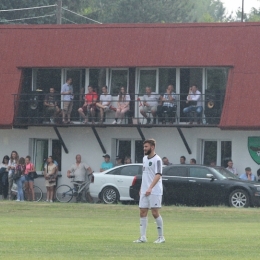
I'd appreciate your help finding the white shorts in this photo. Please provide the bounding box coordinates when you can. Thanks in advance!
[139,193,162,209]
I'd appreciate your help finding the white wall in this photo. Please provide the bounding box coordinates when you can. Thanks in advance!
[1,126,260,191]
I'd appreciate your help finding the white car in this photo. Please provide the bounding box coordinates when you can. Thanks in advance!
[90,164,143,204]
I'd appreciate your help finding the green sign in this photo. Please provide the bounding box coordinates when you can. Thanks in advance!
[248,137,260,165]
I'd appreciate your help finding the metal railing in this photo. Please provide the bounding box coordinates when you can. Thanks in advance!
[13,91,225,126]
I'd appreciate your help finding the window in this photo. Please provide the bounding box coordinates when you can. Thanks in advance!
[120,165,142,176]
[164,167,187,177]
[159,68,176,94]
[89,69,107,93]
[31,139,62,171]
[202,140,232,167]
[110,69,129,96]
[189,168,210,178]
[206,68,228,91]
[138,69,157,94]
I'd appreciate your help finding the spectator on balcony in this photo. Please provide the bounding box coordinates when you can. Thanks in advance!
[100,154,114,172]
[112,87,130,124]
[96,86,113,124]
[78,85,98,124]
[226,160,238,176]
[240,167,256,181]
[183,85,203,125]
[162,157,172,166]
[140,87,159,124]
[61,78,73,124]
[180,156,186,164]
[44,87,61,123]
[157,85,177,124]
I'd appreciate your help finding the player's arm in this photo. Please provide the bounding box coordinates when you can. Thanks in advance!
[145,173,161,196]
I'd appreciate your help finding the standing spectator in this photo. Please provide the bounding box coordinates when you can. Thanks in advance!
[100,154,114,172]
[124,156,132,164]
[44,87,61,123]
[240,167,256,181]
[15,157,26,202]
[180,156,186,164]
[190,158,196,164]
[140,86,159,124]
[162,157,172,166]
[183,85,203,124]
[78,85,98,124]
[113,87,130,124]
[96,86,112,124]
[157,85,177,124]
[24,156,36,201]
[67,154,93,203]
[115,156,123,166]
[0,155,10,200]
[61,77,73,124]
[226,160,238,176]
[44,156,58,203]
[8,151,19,200]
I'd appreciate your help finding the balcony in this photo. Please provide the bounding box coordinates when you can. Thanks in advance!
[13,91,225,128]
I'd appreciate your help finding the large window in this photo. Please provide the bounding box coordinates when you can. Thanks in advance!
[159,68,176,94]
[202,140,231,167]
[30,139,62,171]
[110,69,129,96]
[138,69,157,94]
[89,69,107,94]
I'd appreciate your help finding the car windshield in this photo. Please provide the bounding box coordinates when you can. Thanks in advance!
[212,167,240,180]
[207,167,227,180]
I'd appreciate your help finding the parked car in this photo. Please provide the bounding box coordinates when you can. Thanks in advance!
[129,165,260,208]
[90,164,142,204]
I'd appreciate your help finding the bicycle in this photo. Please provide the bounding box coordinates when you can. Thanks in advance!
[55,176,92,203]
[12,185,43,202]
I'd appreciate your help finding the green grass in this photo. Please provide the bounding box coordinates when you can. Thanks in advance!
[0,202,260,260]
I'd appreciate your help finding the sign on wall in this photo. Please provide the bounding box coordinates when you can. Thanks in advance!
[248,137,260,165]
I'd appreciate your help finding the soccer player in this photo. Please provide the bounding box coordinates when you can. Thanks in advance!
[133,139,165,243]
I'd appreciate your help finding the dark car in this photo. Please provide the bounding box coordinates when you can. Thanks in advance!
[129,165,260,208]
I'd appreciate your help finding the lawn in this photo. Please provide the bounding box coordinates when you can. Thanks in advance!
[0,201,259,260]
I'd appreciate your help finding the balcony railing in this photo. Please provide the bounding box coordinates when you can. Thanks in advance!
[13,91,225,127]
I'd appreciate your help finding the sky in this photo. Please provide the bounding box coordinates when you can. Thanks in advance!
[221,0,260,14]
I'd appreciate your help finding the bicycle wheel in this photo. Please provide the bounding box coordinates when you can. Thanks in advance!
[56,185,73,202]
[23,185,43,202]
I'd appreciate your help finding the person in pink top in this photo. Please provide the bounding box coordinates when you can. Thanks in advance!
[24,156,36,201]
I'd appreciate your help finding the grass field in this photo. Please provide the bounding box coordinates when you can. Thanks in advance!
[0,201,260,260]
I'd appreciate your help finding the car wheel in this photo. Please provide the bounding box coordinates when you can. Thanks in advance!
[101,186,119,204]
[229,189,249,208]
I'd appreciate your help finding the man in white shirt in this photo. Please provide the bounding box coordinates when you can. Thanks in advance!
[96,86,112,124]
[61,78,73,124]
[140,87,159,124]
[133,139,165,244]
[67,154,93,202]
[226,160,238,176]
[183,84,203,124]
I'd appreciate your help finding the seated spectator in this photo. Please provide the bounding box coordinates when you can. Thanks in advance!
[100,154,114,172]
[78,86,98,124]
[157,85,177,124]
[140,86,159,124]
[115,156,123,166]
[113,87,130,124]
[162,157,172,166]
[190,158,196,164]
[96,86,113,124]
[124,156,132,164]
[183,85,203,124]
[226,160,238,176]
[240,167,256,181]
[180,156,186,164]
[44,87,61,123]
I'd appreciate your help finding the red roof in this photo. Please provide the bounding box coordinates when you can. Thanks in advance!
[1,23,260,128]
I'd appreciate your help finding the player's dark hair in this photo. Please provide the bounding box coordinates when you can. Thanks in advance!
[143,139,156,147]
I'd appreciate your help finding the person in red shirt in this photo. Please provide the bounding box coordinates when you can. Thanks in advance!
[78,85,98,124]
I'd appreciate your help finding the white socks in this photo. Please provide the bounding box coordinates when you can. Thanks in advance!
[140,217,148,238]
[155,215,163,237]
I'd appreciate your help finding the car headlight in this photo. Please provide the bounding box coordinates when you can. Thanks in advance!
[254,185,260,191]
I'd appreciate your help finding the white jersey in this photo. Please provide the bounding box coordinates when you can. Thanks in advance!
[140,154,163,196]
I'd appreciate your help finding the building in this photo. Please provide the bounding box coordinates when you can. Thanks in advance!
[1,22,260,190]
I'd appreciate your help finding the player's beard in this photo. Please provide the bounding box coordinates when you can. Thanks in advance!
[144,148,152,155]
